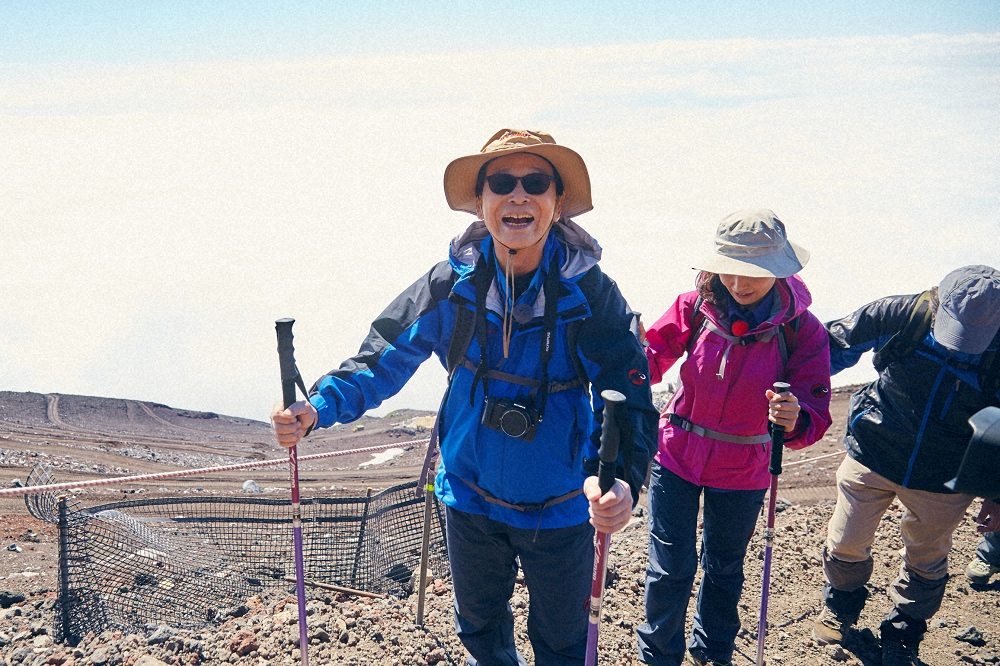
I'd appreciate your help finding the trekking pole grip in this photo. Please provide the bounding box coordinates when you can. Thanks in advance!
[769,381,790,476]
[276,318,298,409]
[598,390,626,494]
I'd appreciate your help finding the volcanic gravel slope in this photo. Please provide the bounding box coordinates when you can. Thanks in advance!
[1,388,999,665]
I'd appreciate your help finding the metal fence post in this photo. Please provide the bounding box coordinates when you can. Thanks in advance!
[350,487,373,588]
[56,495,75,645]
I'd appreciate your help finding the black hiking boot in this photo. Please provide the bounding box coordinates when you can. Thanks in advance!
[686,651,732,666]
[880,608,925,666]
[881,633,920,666]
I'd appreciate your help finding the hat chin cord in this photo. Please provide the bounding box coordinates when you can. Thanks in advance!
[496,216,559,358]
[503,248,516,358]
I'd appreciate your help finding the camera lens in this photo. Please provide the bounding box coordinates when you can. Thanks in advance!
[499,408,530,438]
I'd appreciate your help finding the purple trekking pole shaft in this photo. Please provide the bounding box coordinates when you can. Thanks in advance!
[585,389,626,666]
[756,381,790,666]
[276,318,310,666]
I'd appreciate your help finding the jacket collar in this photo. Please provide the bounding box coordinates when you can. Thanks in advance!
[448,219,601,320]
[702,274,814,334]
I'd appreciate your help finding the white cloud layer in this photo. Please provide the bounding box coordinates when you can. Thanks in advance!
[3,34,999,421]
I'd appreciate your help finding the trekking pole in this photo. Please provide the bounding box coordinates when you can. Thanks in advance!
[585,389,626,666]
[755,381,790,666]
[415,476,433,627]
[276,318,310,666]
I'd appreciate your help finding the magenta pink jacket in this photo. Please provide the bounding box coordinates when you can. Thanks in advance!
[645,276,832,490]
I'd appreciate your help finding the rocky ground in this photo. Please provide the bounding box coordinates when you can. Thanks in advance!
[1,388,999,665]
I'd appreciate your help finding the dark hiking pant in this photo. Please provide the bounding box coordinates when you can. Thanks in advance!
[637,463,766,665]
[446,506,594,666]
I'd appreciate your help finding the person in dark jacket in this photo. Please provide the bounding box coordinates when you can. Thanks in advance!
[966,531,1000,585]
[812,265,1000,666]
[271,129,657,666]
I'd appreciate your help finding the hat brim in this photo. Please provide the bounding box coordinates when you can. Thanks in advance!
[443,143,593,219]
[933,309,999,355]
[693,241,810,279]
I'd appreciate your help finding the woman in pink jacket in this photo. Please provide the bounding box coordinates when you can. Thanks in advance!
[636,209,832,666]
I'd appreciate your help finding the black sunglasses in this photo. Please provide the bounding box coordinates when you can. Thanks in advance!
[485,172,555,196]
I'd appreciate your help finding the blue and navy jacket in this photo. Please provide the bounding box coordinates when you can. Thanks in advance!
[308,219,657,529]
[828,292,1000,494]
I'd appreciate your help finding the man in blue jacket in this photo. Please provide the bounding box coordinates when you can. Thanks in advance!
[812,265,1000,666]
[272,129,657,666]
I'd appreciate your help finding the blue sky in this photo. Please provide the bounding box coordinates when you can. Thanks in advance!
[3,1,999,63]
[2,4,999,420]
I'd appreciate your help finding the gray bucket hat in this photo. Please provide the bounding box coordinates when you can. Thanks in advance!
[934,264,1000,354]
[694,209,809,279]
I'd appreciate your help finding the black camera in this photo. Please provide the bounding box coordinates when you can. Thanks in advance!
[481,397,539,441]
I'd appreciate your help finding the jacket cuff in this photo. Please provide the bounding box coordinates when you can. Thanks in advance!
[306,395,325,433]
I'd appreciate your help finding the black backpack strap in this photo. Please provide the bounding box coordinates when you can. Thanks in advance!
[686,295,707,356]
[470,253,495,405]
[564,319,590,396]
[446,303,476,380]
[687,294,800,375]
[979,346,1000,399]
[774,313,802,375]
[873,290,934,372]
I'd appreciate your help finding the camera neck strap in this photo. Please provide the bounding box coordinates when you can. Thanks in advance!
[536,253,561,421]
[469,251,562,422]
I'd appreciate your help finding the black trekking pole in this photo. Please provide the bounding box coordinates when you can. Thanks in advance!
[275,318,310,666]
[585,389,626,666]
[756,381,790,666]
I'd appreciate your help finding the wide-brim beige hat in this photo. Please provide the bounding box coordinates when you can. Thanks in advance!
[444,129,593,218]
[694,209,810,279]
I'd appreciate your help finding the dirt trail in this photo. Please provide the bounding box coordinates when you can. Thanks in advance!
[3,387,999,666]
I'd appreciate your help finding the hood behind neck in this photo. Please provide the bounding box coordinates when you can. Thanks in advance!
[449,218,602,281]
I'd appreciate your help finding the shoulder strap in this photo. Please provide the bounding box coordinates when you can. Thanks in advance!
[872,290,934,372]
[979,347,1000,398]
[445,261,590,394]
[774,313,801,370]
[688,294,800,371]
[686,295,707,356]
[564,318,590,393]
[445,303,476,379]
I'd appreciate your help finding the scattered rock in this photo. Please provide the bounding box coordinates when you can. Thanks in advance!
[135,657,171,666]
[18,529,40,543]
[0,389,997,666]
[146,625,178,645]
[956,626,987,646]
[228,629,259,655]
[0,590,26,608]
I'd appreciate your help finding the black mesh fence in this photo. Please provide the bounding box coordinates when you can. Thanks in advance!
[27,473,446,644]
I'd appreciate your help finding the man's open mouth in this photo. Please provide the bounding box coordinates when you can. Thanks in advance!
[502,214,534,227]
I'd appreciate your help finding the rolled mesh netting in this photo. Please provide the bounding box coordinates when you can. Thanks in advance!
[25,466,446,644]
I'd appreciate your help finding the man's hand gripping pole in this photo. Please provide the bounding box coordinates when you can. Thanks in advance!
[276,318,311,666]
[585,389,626,666]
